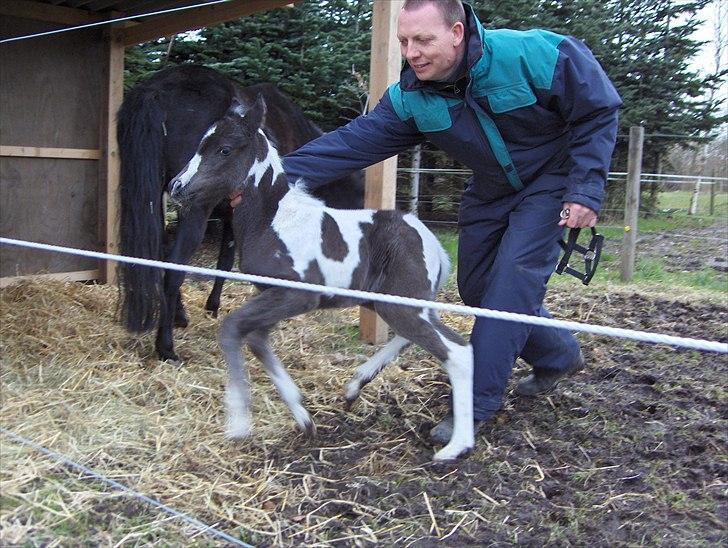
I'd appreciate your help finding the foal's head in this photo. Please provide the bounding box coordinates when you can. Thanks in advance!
[169,95,271,207]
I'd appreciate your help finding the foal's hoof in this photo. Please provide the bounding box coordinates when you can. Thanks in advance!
[343,394,357,411]
[226,421,252,440]
[432,444,473,462]
[300,420,317,439]
[343,381,362,410]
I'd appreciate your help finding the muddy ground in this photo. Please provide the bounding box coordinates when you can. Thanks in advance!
[1,221,726,546]
[619,218,728,273]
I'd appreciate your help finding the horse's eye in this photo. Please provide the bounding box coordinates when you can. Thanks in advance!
[220,146,231,156]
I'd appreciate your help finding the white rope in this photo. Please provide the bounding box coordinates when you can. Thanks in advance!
[1,236,726,353]
[0,0,231,44]
[0,427,253,547]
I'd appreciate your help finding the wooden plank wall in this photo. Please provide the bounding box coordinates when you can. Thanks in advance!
[0,16,105,278]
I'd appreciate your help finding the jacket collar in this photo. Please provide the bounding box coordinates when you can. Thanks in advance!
[399,3,487,92]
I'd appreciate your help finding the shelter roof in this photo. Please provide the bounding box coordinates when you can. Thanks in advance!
[2,0,293,45]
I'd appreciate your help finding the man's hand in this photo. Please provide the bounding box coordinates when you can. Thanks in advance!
[558,202,597,228]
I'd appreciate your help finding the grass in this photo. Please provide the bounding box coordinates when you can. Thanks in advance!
[432,196,728,295]
[657,188,728,215]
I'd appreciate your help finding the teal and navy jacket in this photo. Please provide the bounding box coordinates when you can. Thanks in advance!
[282,4,622,213]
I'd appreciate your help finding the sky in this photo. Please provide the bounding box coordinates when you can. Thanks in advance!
[691,0,726,75]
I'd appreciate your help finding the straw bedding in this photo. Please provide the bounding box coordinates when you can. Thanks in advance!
[1,277,726,546]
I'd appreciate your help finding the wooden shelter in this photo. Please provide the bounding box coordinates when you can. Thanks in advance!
[0,0,401,340]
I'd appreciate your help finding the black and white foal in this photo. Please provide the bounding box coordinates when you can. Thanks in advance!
[170,96,474,460]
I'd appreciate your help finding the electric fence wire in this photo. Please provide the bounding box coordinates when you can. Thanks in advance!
[0,427,254,547]
[1,236,726,353]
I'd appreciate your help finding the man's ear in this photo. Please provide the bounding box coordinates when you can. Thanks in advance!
[452,21,465,47]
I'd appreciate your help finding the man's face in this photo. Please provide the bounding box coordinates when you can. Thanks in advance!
[397,3,465,81]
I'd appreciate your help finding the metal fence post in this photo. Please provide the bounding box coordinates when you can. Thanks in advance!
[621,126,644,282]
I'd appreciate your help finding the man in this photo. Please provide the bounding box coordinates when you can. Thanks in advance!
[280,0,621,444]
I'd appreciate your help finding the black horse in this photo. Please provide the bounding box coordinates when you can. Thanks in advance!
[117,65,364,363]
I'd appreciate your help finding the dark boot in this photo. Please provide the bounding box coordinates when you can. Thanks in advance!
[515,353,585,397]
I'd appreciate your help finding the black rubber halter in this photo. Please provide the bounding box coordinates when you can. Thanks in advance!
[556,227,604,285]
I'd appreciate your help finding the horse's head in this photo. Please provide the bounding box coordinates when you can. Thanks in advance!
[169,95,268,207]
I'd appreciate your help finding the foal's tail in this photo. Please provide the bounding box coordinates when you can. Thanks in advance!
[436,243,452,293]
[117,86,167,333]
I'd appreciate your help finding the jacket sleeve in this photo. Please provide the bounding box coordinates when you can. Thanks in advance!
[548,37,622,213]
[282,90,425,190]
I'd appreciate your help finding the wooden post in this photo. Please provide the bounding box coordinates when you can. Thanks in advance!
[359,0,404,344]
[409,144,422,215]
[689,176,702,215]
[101,25,125,284]
[709,179,716,215]
[620,126,644,282]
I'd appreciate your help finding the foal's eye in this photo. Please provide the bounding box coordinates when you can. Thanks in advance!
[219,146,231,156]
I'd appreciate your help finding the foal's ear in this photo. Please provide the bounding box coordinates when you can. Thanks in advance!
[230,97,246,117]
[243,94,267,131]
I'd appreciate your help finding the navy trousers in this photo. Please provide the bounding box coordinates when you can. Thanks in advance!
[457,173,582,420]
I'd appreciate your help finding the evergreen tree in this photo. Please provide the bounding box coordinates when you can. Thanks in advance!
[164,0,372,130]
[124,0,726,218]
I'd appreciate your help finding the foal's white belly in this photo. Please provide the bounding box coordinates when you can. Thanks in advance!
[271,188,374,288]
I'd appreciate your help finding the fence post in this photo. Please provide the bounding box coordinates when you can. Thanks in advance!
[409,144,421,215]
[620,126,644,282]
[710,180,716,215]
[689,176,702,215]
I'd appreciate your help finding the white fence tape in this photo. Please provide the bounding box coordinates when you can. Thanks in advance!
[1,237,726,353]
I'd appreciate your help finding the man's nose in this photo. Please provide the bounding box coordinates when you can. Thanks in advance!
[404,44,420,60]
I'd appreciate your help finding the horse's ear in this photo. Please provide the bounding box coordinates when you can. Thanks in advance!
[230,98,246,118]
[245,94,267,130]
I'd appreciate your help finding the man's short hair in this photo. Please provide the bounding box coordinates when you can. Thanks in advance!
[402,0,466,28]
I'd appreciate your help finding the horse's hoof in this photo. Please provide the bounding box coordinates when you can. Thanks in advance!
[158,351,183,366]
[432,444,472,462]
[204,301,220,318]
[226,424,252,439]
[343,382,361,410]
[301,420,317,439]
[174,317,189,328]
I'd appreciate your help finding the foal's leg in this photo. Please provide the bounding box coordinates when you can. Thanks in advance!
[375,304,474,461]
[246,329,316,436]
[205,210,236,318]
[343,335,411,409]
[220,288,320,439]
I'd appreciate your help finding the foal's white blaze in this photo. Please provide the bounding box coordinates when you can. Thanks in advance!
[250,130,285,187]
[175,153,202,189]
[272,186,374,288]
[174,124,217,190]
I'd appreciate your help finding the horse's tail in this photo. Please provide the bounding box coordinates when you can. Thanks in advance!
[436,240,451,293]
[117,85,167,333]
